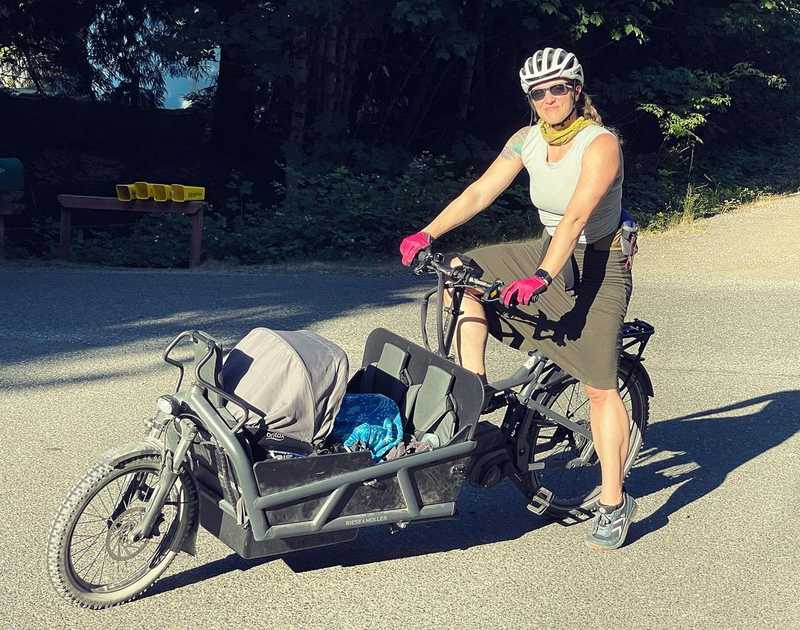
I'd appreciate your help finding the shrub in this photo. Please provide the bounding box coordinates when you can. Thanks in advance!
[32,134,800,267]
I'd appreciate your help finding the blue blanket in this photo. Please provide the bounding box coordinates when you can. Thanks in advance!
[331,393,404,460]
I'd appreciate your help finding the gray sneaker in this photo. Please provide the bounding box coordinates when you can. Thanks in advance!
[585,492,638,550]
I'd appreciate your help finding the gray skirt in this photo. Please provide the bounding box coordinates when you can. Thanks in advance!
[464,229,633,389]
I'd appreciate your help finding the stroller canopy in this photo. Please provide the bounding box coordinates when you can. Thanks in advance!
[220,328,349,445]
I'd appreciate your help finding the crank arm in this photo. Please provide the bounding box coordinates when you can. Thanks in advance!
[565,456,592,469]
[525,400,592,441]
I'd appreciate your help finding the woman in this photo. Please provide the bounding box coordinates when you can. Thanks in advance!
[399,47,637,550]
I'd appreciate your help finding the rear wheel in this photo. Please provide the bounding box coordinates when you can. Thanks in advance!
[523,361,649,519]
[47,453,197,609]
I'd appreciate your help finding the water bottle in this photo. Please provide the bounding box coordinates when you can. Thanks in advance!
[620,210,638,268]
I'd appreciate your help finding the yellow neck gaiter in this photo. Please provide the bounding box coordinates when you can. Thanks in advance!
[539,116,597,146]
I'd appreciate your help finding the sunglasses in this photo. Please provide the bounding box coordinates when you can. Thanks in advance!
[527,82,573,102]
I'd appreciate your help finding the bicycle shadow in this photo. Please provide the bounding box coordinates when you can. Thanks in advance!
[145,480,549,598]
[143,389,800,597]
[626,389,800,542]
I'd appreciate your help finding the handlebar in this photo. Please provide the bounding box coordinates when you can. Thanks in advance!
[410,249,506,358]
[411,249,503,299]
[162,329,264,431]
[162,330,221,385]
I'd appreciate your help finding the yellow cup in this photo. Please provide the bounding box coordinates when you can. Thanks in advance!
[133,181,153,200]
[115,184,136,202]
[170,184,205,202]
[151,183,173,202]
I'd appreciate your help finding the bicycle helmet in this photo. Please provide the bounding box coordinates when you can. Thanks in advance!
[519,47,584,95]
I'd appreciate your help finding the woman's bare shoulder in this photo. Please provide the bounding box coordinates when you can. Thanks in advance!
[500,126,534,160]
[586,128,620,154]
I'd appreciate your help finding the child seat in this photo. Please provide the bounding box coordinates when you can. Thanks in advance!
[354,341,411,408]
[403,365,457,447]
[351,329,483,447]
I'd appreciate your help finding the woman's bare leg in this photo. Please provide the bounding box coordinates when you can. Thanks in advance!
[583,385,630,505]
[448,257,489,379]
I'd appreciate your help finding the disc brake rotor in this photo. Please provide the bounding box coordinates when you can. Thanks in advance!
[105,507,153,561]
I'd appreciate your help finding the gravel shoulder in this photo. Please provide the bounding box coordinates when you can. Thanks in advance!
[634,193,800,283]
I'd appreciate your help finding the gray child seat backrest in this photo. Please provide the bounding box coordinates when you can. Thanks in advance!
[358,342,411,408]
[403,365,458,448]
[355,342,458,447]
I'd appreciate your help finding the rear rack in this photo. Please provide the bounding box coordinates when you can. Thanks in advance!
[621,318,655,341]
[619,318,655,397]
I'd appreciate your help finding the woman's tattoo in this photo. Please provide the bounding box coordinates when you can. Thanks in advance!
[500,127,529,160]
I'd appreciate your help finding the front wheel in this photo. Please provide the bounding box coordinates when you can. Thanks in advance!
[47,453,197,609]
[521,361,650,519]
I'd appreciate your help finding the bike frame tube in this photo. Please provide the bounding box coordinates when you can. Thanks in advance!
[443,287,463,358]
[419,261,653,389]
[183,387,272,540]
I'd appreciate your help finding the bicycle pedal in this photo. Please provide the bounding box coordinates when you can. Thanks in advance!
[526,487,553,515]
[565,457,585,469]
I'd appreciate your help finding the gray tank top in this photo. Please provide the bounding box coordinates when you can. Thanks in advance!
[520,124,623,244]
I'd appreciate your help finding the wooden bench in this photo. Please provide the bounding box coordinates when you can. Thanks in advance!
[56,195,206,267]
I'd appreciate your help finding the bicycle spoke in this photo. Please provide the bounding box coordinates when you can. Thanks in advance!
[95,545,109,587]
[74,516,108,527]
[72,535,107,555]
[93,491,113,520]
[79,536,107,582]
[82,503,109,521]
[71,531,104,542]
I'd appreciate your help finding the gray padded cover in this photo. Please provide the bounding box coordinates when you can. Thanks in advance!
[220,328,349,445]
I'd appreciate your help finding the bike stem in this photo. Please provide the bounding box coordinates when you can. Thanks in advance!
[130,418,198,542]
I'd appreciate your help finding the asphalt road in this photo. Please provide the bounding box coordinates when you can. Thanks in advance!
[1,196,798,629]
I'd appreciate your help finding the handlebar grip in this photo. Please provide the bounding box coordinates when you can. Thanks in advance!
[414,247,431,264]
[163,330,195,365]
[191,330,217,348]
[410,247,434,274]
[162,329,219,368]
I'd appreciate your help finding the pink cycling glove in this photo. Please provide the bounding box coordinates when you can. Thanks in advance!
[501,276,548,307]
[399,231,432,266]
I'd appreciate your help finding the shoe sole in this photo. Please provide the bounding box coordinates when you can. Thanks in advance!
[585,501,638,551]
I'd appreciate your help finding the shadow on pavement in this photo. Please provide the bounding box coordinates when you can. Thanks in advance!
[627,389,800,542]
[144,390,800,597]
[145,481,548,598]
[0,267,427,377]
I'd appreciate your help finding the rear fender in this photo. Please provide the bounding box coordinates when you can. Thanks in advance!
[620,355,654,397]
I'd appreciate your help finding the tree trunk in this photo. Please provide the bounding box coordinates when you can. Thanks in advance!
[211,43,257,160]
[405,60,457,145]
[320,22,339,130]
[61,29,95,99]
[457,0,485,122]
[378,36,437,139]
[333,25,350,116]
[289,26,311,147]
[401,59,440,143]
[340,29,362,130]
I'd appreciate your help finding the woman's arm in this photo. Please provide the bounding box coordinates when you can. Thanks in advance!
[538,133,621,278]
[422,127,528,238]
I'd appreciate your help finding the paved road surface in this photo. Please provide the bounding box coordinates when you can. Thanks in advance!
[1,196,798,629]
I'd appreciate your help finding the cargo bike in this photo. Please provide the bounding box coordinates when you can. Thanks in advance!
[47,249,654,609]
